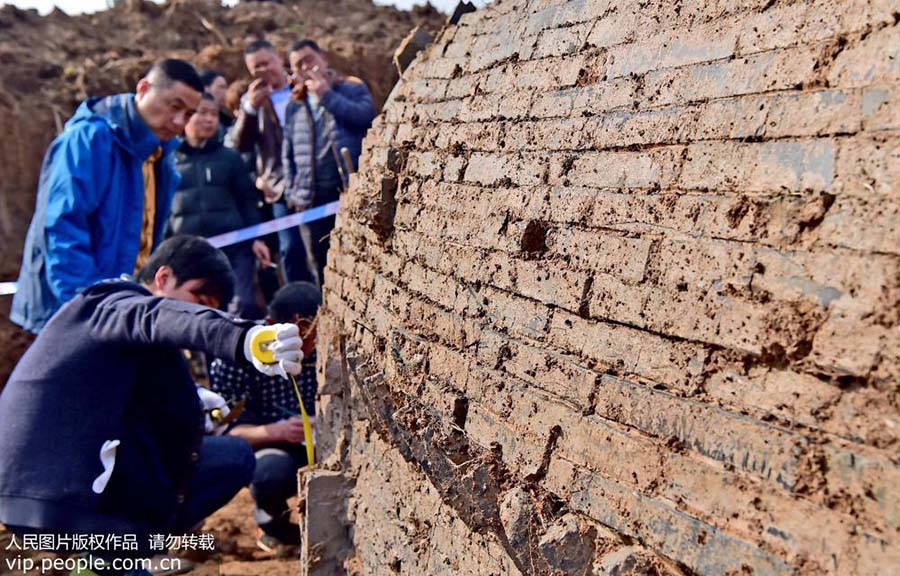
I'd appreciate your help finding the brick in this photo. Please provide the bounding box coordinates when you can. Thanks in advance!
[605,22,738,79]
[823,443,900,532]
[529,79,638,121]
[406,150,444,179]
[477,330,597,408]
[548,310,708,393]
[817,195,900,255]
[862,85,900,131]
[582,106,699,149]
[702,365,900,449]
[832,133,900,198]
[461,284,551,341]
[464,152,547,186]
[529,87,577,118]
[679,140,835,193]
[543,399,876,568]
[466,402,545,475]
[532,21,592,59]
[503,117,588,150]
[585,5,637,48]
[808,310,891,376]
[644,45,820,108]
[589,272,769,354]
[493,257,590,312]
[402,261,459,311]
[572,78,637,114]
[434,121,504,151]
[525,0,611,36]
[546,227,651,281]
[597,375,804,486]
[502,53,600,92]
[735,1,809,55]
[762,89,864,138]
[827,24,900,89]
[551,147,684,189]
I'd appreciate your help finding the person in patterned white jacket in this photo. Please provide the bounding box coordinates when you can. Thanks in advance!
[208,282,319,552]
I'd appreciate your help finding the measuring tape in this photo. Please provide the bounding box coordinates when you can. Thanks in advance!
[249,326,316,467]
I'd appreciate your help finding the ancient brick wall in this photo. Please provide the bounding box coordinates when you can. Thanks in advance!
[310,0,899,574]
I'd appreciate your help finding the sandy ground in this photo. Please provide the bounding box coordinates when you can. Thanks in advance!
[0,489,301,576]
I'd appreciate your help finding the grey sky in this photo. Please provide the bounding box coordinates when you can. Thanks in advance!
[2,0,490,15]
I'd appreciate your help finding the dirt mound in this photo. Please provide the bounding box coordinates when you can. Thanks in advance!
[0,0,444,384]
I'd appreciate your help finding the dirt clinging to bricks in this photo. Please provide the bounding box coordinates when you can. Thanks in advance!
[313,0,899,574]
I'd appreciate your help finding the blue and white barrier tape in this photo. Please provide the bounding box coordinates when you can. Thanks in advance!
[0,200,341,297]
[206,200,340,248]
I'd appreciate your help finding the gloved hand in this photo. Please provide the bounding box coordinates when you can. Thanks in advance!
[197,387,230,435]
[244,323,304,379]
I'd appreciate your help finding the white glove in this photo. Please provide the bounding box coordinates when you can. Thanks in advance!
[244,323,304,379]
[197,387,230,435]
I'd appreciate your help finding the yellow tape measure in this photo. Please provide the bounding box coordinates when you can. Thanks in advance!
[290,373,316,468]
[250,326,315,467]
[249,326,278,364]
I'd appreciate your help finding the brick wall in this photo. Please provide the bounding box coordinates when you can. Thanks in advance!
[309,1,899,574]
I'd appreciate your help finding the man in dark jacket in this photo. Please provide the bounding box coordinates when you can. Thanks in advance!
[168,93,271,319]
[229,39,314,285]
[283,39,377,286]
[12,59,204,333]
[0,236,304,567]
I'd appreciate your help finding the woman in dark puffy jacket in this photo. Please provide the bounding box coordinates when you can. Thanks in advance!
[167,93,271,319]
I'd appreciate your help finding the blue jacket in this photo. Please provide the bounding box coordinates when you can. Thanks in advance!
[11,94,180,333]
[0,281,253,535]
[283,78,376,207]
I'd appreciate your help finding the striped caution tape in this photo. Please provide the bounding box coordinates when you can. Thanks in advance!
[0,200,342,297]
[206,200,340,248]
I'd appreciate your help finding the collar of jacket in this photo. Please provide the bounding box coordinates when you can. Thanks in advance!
[178,137,222,156]
[70,93,180,161]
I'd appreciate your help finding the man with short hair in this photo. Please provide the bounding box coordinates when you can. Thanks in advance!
[12,59,205,333]
[0,235,304,572]
[230,39,314,284]
[168,93,271,319]
[283,39,377,285]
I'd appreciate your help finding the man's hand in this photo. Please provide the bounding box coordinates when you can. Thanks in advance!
[255,175,281,204]
[303,66,330,98]
[264,417,306,443]
[290,78,307,101]
[243,323,303,379]
[252,240,271,267]
[197,387,230,435]
[246,78,272,111]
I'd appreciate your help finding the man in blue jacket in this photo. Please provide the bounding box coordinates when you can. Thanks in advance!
[0,236,304,570]
[11,59,205,333]
[283,39,377,287]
